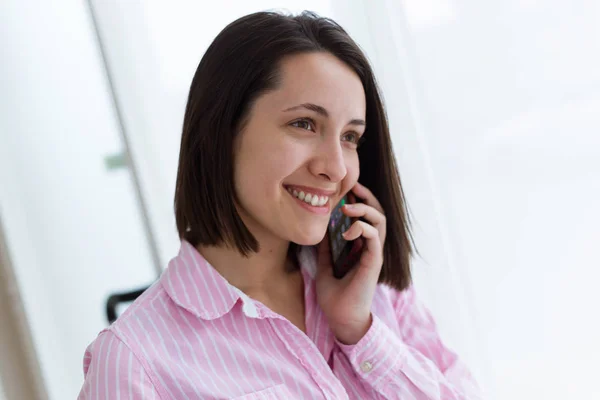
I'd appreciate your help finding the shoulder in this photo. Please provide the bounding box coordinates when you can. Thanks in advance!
[108,279,167,339]
[83,281,168,372]
[105,277,211,361]
[374,282,422,312]
[81,279,207,397]
[372,283,436,332]
[80,329,161,398]
[83,329,139,375]
[372,282,410,310]
[87,278,190,378]
[369,284,402,331]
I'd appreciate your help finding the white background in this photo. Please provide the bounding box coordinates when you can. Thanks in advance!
[1,0,598,399]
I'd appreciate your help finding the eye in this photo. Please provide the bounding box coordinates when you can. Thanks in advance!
[290,118,316,132]
[342,131,364,147]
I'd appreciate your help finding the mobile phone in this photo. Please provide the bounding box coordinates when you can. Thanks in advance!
[328,194,363,279]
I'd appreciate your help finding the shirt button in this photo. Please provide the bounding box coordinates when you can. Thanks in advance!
[360,361,373,373]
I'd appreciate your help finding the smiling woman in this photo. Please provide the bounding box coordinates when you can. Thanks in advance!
[78,10,482,399]
[230,51,365,249]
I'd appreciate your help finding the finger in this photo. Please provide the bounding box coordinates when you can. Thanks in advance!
[343,203,385,228]
[342,221,383,281]
[342,221,381,255]
[351,182,384,214]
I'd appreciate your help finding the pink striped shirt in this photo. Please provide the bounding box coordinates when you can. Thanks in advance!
[78,240,481,399]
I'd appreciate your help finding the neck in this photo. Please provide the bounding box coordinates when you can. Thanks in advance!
[197,238,297,296]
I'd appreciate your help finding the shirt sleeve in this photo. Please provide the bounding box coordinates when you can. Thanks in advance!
[335,285,483,399]
[78,330,162,400]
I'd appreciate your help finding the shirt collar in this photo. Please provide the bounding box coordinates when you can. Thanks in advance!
[161,240,317,321]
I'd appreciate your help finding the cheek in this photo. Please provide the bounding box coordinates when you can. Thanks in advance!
[266,136,313,176]
[343,154,360,191]
[235,138,306,195]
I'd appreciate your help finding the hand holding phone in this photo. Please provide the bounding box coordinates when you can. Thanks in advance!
[328,193,363,279]
[317,182,386,345]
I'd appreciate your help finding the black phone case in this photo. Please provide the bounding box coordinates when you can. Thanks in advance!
[328,194,362,279]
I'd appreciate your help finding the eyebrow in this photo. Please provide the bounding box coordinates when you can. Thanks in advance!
[283,103,366,127]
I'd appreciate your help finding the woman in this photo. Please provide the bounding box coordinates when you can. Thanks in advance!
[79,11,481,399]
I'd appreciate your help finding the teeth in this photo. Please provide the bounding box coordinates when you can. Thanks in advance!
[287,187,329,207]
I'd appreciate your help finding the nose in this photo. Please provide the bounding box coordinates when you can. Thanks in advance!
[308,137,347,182]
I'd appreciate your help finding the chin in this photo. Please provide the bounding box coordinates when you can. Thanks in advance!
[290,228,327,246]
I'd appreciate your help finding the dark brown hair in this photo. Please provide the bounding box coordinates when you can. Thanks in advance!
[174,11,414,290]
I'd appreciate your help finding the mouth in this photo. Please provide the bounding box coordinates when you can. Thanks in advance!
[284,185,332,211]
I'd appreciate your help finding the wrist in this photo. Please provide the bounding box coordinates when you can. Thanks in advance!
[333,314,373,345]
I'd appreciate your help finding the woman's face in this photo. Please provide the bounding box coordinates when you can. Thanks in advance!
[233,51,366,246]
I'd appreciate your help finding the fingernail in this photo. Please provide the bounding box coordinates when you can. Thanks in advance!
[344,204,353,210]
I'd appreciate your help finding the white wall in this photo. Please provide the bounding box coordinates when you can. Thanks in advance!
[381,0,600,398]
[0,1,156,398]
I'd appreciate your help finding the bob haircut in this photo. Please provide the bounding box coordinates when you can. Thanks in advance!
[174,10,414,291]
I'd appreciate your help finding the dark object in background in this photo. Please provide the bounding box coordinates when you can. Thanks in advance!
[105,285,150,324]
